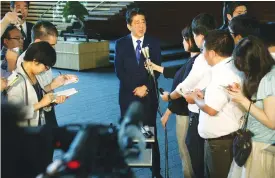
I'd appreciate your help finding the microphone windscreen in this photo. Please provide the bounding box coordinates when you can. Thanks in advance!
[141,48,147,59]
[144,47,150,59]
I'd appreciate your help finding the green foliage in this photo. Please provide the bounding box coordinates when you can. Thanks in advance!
[62,1,89,21]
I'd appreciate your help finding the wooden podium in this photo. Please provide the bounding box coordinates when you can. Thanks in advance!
[54,40,110,70]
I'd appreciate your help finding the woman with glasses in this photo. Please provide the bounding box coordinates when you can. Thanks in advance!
[7,41,65,127]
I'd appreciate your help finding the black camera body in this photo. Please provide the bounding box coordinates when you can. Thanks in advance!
[39,102,145,178]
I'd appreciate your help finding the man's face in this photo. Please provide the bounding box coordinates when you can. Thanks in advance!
[4,28,24,50]
[12,1,29,21]
[232,5,247,18]
[35,35,58,48]
[193,32,204,49]
[127,14,146,39]
[44,35,58,48]
[227,5,247,21]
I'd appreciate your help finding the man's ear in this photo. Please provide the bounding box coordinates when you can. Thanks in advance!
[227,14,232,21]
[209,50,216,58]
[127,24,131,32]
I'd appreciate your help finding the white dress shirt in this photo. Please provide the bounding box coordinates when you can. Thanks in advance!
[22,21,27,36]
[271,52,275,60]
[198,57,245,139]
[175,53,212,113]
[131,34,144,52]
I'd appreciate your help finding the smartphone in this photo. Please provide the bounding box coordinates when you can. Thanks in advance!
[220,85,229,89]
[159,88,164,95]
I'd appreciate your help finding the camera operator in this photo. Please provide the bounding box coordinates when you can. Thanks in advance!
[2,103,55,178]
[10,1,34,50]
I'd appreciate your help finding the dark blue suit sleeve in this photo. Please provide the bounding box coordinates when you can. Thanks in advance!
[114,41,136,91]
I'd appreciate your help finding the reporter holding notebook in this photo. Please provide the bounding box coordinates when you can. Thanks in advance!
[7,42,66,127]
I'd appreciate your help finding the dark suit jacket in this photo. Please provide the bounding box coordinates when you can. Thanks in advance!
[114,34,161,125]
[23,22,34,51]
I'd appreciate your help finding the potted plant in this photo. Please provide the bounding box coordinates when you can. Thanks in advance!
[62,1,89,32]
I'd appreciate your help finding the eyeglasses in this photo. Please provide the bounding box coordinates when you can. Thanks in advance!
[44,65,51,71]
[8,37,25,41]
[41,63,50,71]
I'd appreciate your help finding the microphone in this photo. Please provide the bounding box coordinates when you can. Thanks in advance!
[141,46,154,77]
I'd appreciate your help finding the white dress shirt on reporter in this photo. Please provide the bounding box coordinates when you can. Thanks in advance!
[175,53,212,113]
[198,57,245,139]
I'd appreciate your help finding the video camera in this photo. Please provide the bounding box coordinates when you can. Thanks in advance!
[38,101,146,178]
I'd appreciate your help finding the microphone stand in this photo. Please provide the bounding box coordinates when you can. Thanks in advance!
[141,47,169,178]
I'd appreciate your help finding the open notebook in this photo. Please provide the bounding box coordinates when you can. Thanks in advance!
[52,88,78,102]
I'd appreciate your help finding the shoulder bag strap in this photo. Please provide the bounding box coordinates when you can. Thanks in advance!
[17,73,28,106]
[17,72,31,126]
[242,99,263,130]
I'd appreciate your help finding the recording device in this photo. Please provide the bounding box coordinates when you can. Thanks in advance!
[159,88,164,95]
[17,10,23,20]
[39,101,146,178]
[141,46,155,77]
[220,85,229,89]
[13,10,23,31]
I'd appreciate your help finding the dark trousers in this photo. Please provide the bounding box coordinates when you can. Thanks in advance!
[186,111,205,178]
[204,137,234,178]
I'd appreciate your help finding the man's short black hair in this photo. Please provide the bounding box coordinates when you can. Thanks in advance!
[204,29,234,57]
[24,41,56,67]
[260,22,275,47]
[10,1,30,9]
[31,21,58,41]
[126,8,146,25]
[226,1,247,16]
[229,14,260,38]
[2,25,18,39]
[181,26,200,52]
[191,13,217,36]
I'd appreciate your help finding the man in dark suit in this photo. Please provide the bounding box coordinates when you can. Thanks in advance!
[10,1,34,51]
[114,8,162,178]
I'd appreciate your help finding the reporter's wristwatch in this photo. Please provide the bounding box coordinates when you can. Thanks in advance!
[168,94,172,101]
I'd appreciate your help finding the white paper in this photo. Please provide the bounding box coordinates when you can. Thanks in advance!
[54,88,78,97]
[63,76,78,86]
